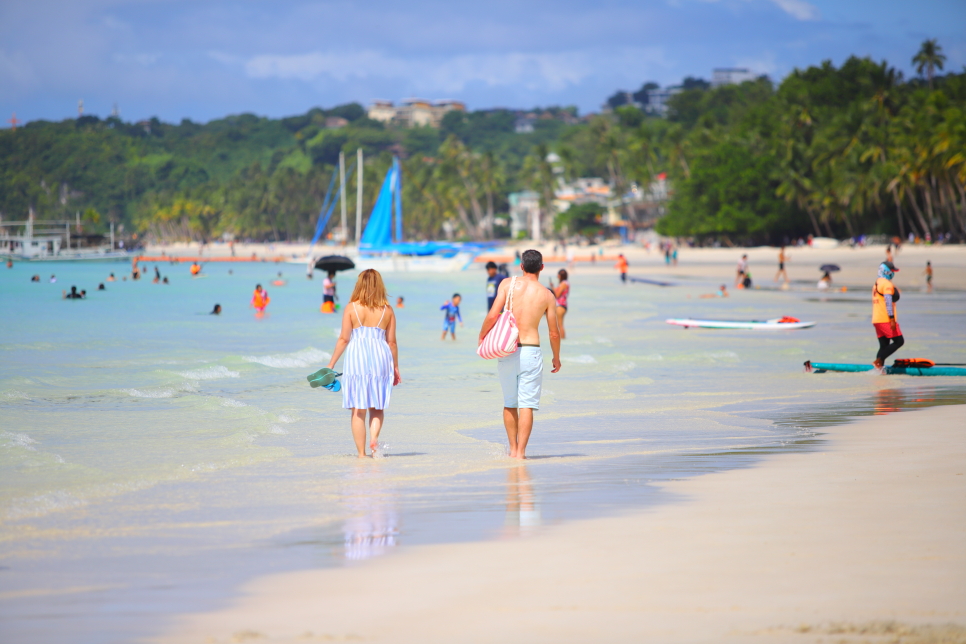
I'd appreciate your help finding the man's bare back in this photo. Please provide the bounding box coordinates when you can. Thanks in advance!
[486,277,561,351]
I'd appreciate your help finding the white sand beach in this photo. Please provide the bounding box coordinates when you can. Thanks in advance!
[157,404,966,644]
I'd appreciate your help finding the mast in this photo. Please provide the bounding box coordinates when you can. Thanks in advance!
[339,151,347,243]
[355,148,363,245]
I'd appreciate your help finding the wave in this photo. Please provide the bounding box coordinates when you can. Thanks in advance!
[179,365,240,380]
[243,348,331,369]
[564,354,598,364]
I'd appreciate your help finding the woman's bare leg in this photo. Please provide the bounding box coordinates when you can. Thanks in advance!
[368,408,384,452]
[556,306,567,339]
[350,408,368,457]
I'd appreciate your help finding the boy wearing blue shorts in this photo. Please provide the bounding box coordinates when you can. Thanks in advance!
[440,293,462,340]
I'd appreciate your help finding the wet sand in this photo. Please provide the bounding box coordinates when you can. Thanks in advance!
[156,404,966,644]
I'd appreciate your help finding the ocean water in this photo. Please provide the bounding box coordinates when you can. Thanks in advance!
[1,258,965,643]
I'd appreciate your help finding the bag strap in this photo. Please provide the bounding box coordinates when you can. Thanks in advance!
[504,276,517,313]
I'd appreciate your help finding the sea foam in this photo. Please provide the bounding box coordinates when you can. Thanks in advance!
[179,366,240,380]
[243,348,331,369]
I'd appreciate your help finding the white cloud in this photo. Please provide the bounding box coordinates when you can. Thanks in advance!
[769,0,819,21]
[241,47,668,94]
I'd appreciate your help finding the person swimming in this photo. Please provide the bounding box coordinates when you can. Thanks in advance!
[31,274,40,282]
[162,276,169,284]
[211,303,222,315]
[272,271,286,286]
[251,284,270,312]
[700,285,729,298]
[190,262,202,276]
[63,286,84,299]
[396,296,404,308]
[107,272,116,282]
[98,283,106,290]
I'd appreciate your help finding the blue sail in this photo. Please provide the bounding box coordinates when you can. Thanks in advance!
[360,162,396,248]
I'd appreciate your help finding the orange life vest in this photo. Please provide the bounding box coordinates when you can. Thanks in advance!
[252,289,269,309]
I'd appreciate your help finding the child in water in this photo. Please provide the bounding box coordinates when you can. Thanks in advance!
[440,294,462,340]
[251,284,270,313]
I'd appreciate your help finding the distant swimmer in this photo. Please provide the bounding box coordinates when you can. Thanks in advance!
[49,274,57,283]
[250,284,270,313]
[63,286,84,299]
[98,283,106,291]
[162,276,169,284]
[321,271,337,313]
[211,303,222,315]
[485,261,507,312]
[31,275,40,282]
[700,285,729,298]
[923,261,933,294]
[872,261,904,371]
[6,259,12,268]
[615,254,628,283]
[396,296,404,308]
[775,246,789,284]
[440,293,463,340]
[272,271,286,286]
[549,269,569,340]
[153,266,161,283]
[735,254,748,287]
[107,273,116,282]
[190,262,201,276]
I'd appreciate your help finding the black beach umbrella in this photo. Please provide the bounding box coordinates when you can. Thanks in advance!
[819,264,841,272]
[314,255,355,272]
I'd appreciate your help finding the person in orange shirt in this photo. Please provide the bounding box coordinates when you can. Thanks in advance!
[872,261,904,370]
[251,284,270,313]
[615,254,628,283]
[190,262,201,276]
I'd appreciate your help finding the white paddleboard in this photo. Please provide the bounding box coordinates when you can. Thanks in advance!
[666,318,816,330]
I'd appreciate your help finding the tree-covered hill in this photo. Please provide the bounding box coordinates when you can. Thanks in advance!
[1,41,963,245]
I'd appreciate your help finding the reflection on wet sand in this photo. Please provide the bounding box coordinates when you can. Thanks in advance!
[342,463,399,561]
[504,464,541,537]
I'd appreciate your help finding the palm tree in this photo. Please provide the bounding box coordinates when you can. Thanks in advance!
[912,39,946,90]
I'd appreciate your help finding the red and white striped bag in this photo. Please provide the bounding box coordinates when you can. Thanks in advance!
[477,276,518,359]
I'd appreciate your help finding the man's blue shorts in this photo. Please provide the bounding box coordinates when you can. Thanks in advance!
[497,346,543,409]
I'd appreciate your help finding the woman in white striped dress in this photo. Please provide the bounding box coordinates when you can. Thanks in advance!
[326,269,401,457]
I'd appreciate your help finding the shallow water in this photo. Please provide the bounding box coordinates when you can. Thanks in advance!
[1,258,965,643]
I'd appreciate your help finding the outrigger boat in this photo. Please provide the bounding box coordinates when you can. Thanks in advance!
[804,358,966,376]
[666,317,815,330]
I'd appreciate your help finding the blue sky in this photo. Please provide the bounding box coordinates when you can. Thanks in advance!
[1,0,964,125]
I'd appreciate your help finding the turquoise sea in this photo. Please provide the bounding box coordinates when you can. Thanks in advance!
[2,257,965,643]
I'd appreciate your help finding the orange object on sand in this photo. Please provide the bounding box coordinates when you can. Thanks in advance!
[892,358,935,368]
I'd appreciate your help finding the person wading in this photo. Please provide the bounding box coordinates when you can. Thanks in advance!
[479,249,561,459]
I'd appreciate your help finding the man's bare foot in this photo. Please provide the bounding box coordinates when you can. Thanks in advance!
[873,358,884,369]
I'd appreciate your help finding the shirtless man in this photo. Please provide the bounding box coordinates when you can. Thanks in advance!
[479,249,562,459]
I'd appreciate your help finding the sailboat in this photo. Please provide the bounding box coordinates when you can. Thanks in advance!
[302,154,495,272]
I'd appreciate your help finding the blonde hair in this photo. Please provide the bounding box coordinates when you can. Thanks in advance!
[349,269,389,308]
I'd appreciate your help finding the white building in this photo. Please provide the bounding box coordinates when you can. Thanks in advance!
[366,99,466,128]
[645,86,682,117]
[712,68,757,87]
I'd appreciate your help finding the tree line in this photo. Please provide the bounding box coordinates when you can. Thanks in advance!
[0,40,961,245]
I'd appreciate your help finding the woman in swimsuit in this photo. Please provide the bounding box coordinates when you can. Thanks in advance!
[326,269,400,457]
[551,269,570,340]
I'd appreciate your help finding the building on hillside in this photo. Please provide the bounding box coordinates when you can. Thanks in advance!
[644,86,682,117]
[712,68,757,87]
[508,190,541,241]
[367,100,396,123]
[324,116,349,129]
[367,99,466,128]
[514,117,535,133]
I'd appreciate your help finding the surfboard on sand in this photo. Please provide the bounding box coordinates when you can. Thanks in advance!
[666,318,816,330]
[804,360,966,376]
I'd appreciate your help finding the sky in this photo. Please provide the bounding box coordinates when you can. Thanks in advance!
[1,0,964,126]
